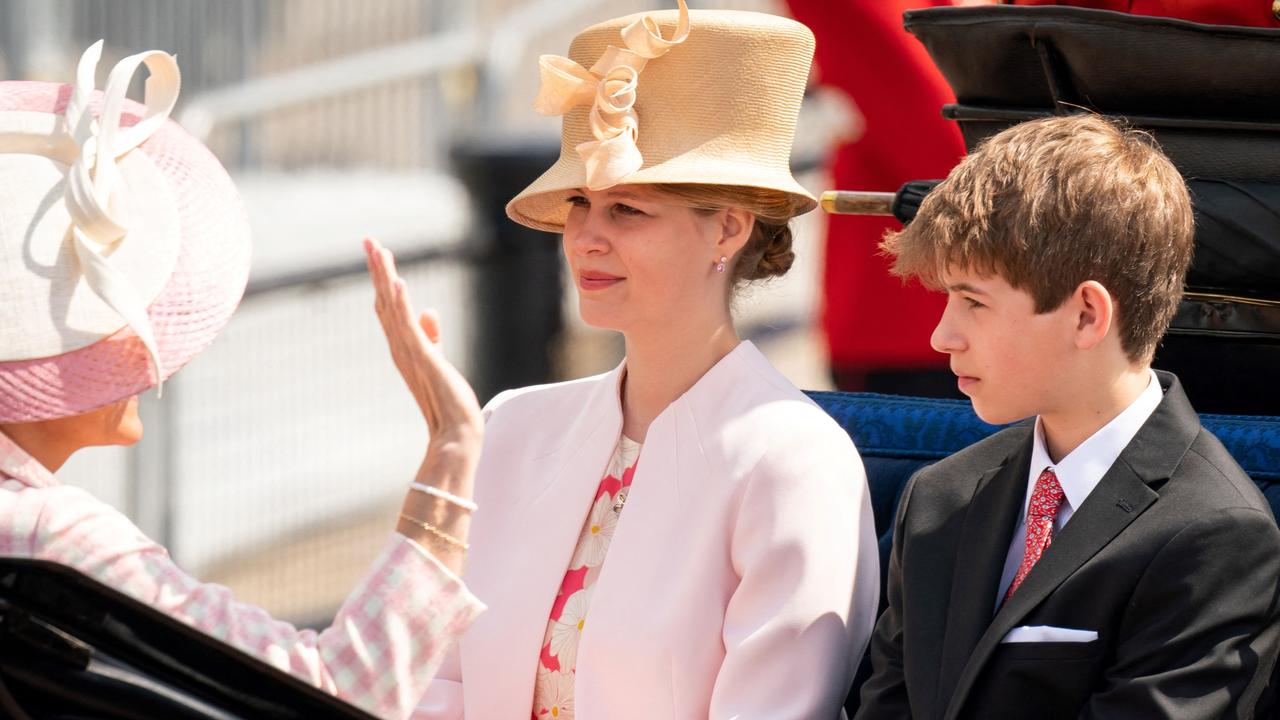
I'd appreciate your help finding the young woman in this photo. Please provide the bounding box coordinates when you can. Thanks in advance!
[0,42,483,720]
[414,3,879,718]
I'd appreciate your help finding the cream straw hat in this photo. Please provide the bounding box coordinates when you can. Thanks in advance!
[506,0,818,232]
[0,41,251,423]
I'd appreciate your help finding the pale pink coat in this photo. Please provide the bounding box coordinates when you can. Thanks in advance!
[416,341,879,719]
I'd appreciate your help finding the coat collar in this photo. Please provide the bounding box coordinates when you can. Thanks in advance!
[462,361,627,714]
[941,371,1200,719]
[516,338,772,465]
[1025,369,1163,517]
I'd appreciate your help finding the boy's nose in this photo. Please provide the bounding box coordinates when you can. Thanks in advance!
[930,305,965,355]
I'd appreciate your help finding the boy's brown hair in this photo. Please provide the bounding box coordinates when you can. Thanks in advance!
[881,114,1194,363]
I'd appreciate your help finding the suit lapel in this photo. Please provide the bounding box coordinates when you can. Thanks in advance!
[934,441,1030,714]
[942,461,1157,720]
[941,372,1198,720]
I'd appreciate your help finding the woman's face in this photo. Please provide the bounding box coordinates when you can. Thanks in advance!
[562,185,740,334]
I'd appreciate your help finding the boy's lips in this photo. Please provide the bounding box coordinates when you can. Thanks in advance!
[955,374,979,391]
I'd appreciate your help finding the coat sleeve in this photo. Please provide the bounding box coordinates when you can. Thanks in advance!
[29,484,483,720]
[853,469,922,720]
[1082,506,1280,719]
[708,421,880,719]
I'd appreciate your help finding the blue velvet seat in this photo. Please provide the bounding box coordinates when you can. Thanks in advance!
[804,390,1280,714]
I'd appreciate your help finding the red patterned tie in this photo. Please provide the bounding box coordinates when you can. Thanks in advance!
[1004,468,1066,602]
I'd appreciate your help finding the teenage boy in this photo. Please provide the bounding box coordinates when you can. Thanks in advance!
[854,114,1280,719]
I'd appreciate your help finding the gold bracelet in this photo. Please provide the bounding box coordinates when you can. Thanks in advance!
[399,513,470,551]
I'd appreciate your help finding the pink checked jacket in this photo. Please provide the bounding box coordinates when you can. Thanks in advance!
[417,341,880,719]
[0,431,484,720]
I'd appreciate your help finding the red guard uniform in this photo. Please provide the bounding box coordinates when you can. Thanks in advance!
[783,0,966,394]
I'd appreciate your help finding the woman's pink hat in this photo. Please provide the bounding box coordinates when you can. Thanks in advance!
[0,41,251,423]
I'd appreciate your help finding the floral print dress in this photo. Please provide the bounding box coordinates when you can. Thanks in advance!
[531,435,641,719]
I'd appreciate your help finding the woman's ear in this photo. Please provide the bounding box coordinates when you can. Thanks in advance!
[717,206,755,260]
[1073,280,1115,351]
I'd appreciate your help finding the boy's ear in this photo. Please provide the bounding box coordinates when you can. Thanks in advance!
[1073,280,1115,351]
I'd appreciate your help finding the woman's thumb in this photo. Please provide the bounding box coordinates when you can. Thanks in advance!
[419,310,442,345]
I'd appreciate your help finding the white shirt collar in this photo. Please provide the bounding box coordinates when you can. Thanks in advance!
[1027,369,1164,516]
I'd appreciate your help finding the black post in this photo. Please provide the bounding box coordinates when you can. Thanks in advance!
[451,141,564,404]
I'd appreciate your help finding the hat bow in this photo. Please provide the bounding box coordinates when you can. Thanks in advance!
[60,40,180,391]
[532,0,689,190]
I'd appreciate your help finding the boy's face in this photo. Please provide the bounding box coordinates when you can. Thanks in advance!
[931,267,1076,425]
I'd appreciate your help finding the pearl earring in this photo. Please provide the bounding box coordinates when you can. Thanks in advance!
[715,256,727,274]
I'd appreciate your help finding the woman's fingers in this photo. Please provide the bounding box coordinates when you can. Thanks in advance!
[366,238,396,319]
[393,279,426,341]
[364,238,475,436]
[382,246,400,277]
[368,242,420,356]
[363,240,481,442]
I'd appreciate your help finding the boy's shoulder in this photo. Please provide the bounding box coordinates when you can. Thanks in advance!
[1170,426,1272,516]
[908,413,1271,521]
[906,423,1034,510]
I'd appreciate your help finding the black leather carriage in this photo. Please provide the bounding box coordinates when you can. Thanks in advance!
[0,559,376,720]
[901,5,1280,416]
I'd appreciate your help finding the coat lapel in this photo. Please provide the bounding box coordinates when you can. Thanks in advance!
[941,372,1198,720]
[463,365,625,716]
[934,441,1029,714]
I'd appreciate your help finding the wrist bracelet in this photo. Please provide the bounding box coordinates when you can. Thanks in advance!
[399,513,470,551]
[409,482,479,512]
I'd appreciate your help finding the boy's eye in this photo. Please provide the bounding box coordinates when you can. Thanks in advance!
[964,296,985,309]
[614,203,645,217]
[567,195,589,207]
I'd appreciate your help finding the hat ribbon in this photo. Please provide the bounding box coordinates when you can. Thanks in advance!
[532,0,690,190]
[60,40,181,393]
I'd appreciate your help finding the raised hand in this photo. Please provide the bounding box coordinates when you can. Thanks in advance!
[365,238,481,568]
[364,238,482,449]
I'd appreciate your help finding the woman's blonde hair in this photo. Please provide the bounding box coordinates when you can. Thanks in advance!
[649,184,807,284]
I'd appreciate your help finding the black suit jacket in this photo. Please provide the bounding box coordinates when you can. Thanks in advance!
[855,372,1280,720]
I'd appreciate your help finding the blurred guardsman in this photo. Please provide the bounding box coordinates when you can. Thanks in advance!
[0,41,487,720]
[783,0,967,399]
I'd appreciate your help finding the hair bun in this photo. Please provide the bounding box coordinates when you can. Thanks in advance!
[745,223,795,281]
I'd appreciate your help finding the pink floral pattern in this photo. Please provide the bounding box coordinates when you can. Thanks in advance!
[531,436,641,719]
[1004,467,1065,601]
